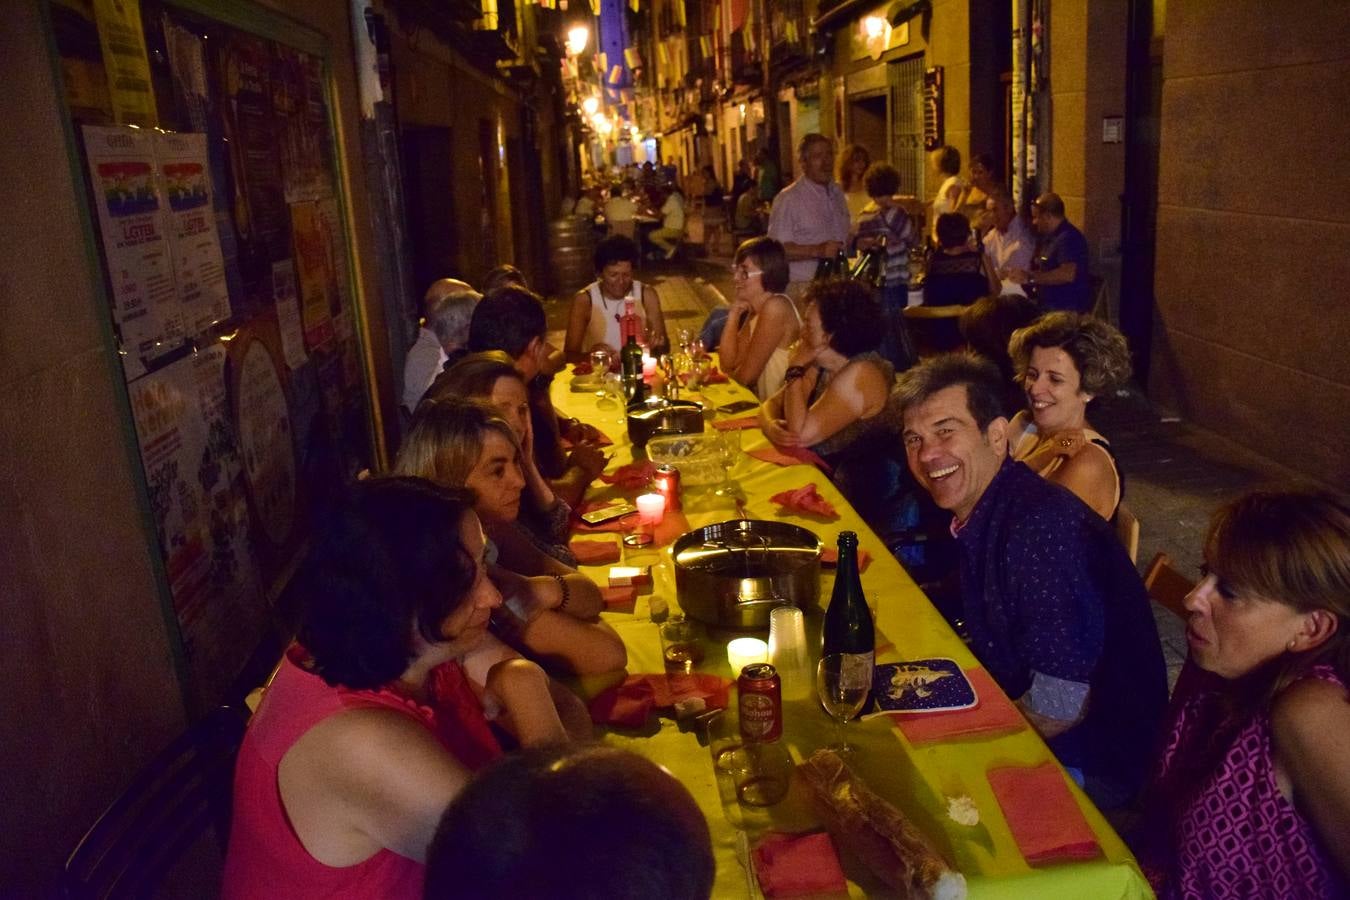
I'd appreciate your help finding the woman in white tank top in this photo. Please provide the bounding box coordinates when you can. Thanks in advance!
[564,234,669,361]
[717,237,802,400]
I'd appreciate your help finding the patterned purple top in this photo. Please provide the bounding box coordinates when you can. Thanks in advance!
[1143,662,1348,899]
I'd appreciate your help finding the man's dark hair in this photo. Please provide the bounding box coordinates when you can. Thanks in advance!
[863,162,900,199]
[467,285,547,358]
[425,746,714,900]
[935,212,971,249]
[895,352,1006,431]
[806,277,885,358]
[1034,192,1066,218]
[935,144,961,176]
[971,152,996,173]
[594,234,640,271]
[295,477,477,690]
[733,236,789,293]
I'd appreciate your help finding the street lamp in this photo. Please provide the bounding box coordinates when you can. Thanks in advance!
[567,24,590,56]
[582,95,600,116]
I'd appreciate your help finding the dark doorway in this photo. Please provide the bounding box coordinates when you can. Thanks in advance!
[1120,0,1163,385]
[848,93,888,163]
[400,126,457,294]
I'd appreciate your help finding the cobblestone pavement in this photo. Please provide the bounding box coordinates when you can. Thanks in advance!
[545,256,1323,689]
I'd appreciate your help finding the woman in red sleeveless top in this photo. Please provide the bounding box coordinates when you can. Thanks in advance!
[223,478,565,900]
[1140,490,1350,898]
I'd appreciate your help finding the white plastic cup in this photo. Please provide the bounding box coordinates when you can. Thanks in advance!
[768,606,810,700]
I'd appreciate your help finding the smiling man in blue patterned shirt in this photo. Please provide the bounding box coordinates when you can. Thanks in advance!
[897,352,1167,807]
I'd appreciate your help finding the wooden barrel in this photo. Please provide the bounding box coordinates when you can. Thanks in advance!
[546,216,597,295]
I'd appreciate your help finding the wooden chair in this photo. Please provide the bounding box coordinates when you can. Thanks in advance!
[1114,501,1140,564]
[1143,552,1194,621]
[62,705,249,900]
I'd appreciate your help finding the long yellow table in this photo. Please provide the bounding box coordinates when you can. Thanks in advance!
[553,368,1152,899]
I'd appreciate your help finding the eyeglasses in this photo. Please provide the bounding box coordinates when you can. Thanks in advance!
[731,265,764,280]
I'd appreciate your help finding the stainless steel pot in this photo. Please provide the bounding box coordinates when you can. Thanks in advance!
[626,397,705,447]
[672,519,822,630]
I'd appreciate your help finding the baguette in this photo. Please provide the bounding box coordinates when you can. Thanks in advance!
[797,750,966,900]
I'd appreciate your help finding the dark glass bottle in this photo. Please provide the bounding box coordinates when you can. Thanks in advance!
[813,254,835,281]
[620,330,644,404]
[821,531,875,666]
[867,234,889,288]
[834,247,849,277]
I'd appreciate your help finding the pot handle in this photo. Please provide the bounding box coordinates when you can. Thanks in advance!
[735,585,789,609]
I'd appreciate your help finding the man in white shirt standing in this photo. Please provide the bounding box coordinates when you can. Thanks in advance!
[982,190,1035,296]
[401,278,479,414]
[767,134,851,301]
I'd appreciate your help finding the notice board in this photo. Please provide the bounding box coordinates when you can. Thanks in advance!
[52,0,372,708]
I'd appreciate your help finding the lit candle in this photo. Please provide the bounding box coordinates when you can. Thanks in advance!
[726,637,768,676]
[635,491,666,525]
[642,353,657,383]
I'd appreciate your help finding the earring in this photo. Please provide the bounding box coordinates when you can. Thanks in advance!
[1287,638,1298,651]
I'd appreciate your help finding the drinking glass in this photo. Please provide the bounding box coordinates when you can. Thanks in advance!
[817,653,873,754]
[590,348,613,401]
[713,430,742,497]
[601,372,626,423]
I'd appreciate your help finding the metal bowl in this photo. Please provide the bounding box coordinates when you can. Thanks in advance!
[626,397,705,447]
[672,519,822,630]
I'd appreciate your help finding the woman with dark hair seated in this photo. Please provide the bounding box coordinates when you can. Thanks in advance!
[427,351,576,566]
[759,279,938,570]
[395,397,626,676]
[1139,490,1350,898]
[924,212,1000,307]
[1006,312,1132,520]
[223,477,565,900]
[716,236,801,399]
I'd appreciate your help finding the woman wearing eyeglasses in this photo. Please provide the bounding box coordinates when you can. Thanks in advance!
[717,237,802,399]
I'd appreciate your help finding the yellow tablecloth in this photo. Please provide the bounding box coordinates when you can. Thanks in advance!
[553,368,1153,899]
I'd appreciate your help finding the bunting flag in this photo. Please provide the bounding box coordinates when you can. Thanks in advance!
[588,0,598,12]
[785,20,798,42]
[609,65,624,85]
[624,47,641,69]
[674,3,686,27]
[700,35,712,57]
[596,51,608,73]
[730,0,749,32]
[630,0,640,11]
[657,42,669,65]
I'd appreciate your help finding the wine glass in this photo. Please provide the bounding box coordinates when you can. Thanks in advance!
[816,653,873,754]
[713,430,742,497]
[590,348,613,400]
[601,372,626,423]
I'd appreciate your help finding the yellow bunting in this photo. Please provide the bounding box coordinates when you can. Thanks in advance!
[609,65,624,85]
[700,36,712,56]
[597,51,608,73]
[786,20,798,42]
[624,47,640,69]
[657,43,669,65]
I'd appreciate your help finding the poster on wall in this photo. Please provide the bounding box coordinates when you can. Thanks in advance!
[272,259,309,370]
[83,124,184,380]
[289,200,336,349]
[91,0,158,126]
[233,338,298,549]
[128,343,266,698]
[156,131,230,335]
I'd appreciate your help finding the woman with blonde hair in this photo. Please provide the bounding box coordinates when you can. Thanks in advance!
[1140,490,1350,897]
[395,398,626,675]
[836,143,873,226]
[427,351,575,566]
[1006,312,1132,520]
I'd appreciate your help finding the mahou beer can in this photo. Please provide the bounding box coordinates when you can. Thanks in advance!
[654,463,682,512]
[738,663,782,742]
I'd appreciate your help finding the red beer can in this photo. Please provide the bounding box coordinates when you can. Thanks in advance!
[738,663,782,742]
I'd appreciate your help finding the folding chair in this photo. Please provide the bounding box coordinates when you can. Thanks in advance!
[1143,552,1194,621]
[62,705,249,900]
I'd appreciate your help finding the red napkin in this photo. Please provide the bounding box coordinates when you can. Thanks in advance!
[598,459,659,491]
[712,415,760,431]
[820,546,873,572]
[569,538,621,566]
[748,446,832,472]
[752,831,848,898]
[600,584,638,611]
[588,673,732,727]
[891,668,1025,744]
[987,762,1101,865]
[770,483,839,519]
[572,361,593,376]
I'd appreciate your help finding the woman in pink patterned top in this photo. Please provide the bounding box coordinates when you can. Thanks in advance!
[1141,490,1350,898]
